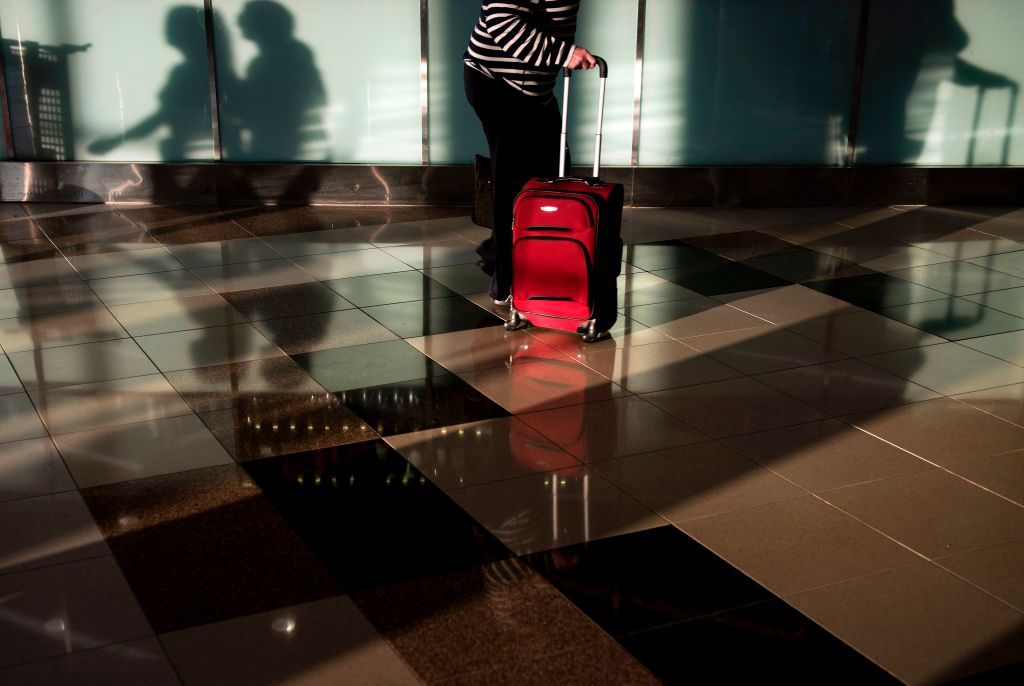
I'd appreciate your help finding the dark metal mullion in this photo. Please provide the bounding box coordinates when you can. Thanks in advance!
[844,0,872,168]
[203,0,223,161]
[0,20,15,159]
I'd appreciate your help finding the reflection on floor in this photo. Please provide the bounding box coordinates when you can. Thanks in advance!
[1,202,1023,684]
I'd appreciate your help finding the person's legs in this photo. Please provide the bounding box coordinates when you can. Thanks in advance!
[465,67,565,300]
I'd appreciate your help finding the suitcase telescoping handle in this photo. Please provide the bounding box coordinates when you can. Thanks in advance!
[558,55,609,179]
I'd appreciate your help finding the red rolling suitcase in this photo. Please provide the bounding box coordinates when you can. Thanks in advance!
[505,56,624,343]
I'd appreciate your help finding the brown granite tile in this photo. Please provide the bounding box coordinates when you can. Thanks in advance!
[237,205,467,237]
[353,558,655,684]
[439,637,659,686]
[199,395,378,462]
[0,217,38,242]
[164,356,328,414]
[0,236,60,263]
[82,464,339,633]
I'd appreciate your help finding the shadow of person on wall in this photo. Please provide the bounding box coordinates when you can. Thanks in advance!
[87,6,221,162]
[231,0,328,163]
[857,0,1017,164]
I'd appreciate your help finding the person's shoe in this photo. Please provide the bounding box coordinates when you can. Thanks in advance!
[491,295,511,307]
[488,276,510,306]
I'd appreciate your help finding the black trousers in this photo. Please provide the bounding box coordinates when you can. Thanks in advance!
[464,66,565,299]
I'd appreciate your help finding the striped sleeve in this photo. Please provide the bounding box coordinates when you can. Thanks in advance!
[481,1,574,68]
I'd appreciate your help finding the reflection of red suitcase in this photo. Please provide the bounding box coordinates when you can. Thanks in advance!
[506,57,624,343]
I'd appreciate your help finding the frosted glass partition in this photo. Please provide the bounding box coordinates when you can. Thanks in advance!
[427,0,487,164]
[212,0,421,163]
[639,0,861,166]
[0,0,213,161]
[567,0,638,168]
[856,0,1024,166]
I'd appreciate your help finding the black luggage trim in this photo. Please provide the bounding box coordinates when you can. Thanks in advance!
[526,226,573,232]
[529,295,574,301]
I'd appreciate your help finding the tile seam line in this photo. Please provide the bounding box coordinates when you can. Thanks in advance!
[853,345,1024,395]
[0,630,160,675]
[0,550,115,582]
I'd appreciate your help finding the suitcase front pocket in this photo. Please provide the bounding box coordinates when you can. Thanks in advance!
[512,236,593,320]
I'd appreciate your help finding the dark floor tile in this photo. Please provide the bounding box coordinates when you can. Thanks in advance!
[627,241,725,272]
[251,309,398,354]
[199,393,379,461]
[618,600,898,685]
[352,558,656,685]
[293,339,447,392]
[0,217,37,242]
[143,216,252,245]
[336,373,509,436]
[32,209,155,252]
[805,272,950,311]
[364,296,504,338]
[221,282,355,321]
[743,249,874,283]
[243,440,510,592]
[81,464,339,633]
[655,262,792,296]
[880,298,1024,341]
[325,271,457,307]
[523,526,771,637]
[0,238,60,264]
[235,205,467,237]
[683,231,798,262]
[948,660,1024,685]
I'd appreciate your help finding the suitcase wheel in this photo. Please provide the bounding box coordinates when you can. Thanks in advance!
[578,321,610,343]
[505,310,531,331]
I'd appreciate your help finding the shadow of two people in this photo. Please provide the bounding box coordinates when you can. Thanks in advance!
[89,1,326,165]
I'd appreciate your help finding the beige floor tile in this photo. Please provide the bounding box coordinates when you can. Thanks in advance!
[88,270,215,306]
[0,393,48,442]
[954,383,1024,428]
[0,257,81,289]
[787,310,946,357]
[888,260,1024,296]
[290,249,412,281]
[457,358,629,414]
[8,338,158,391]
[810,236,951,272]
[862,342,1024,396]
[108,293,247,337]
[53,414,233,487]
[0,491,109,574]
[450,468,664,555]
[251,309,398,354]
[519,396,707,464]
[165,238,283,268]
[722,419,932,492]
[191,259,316,293]
[594,441,805,523]
[823,469,1024,558]
[625,207,741,242]
[964,286,1024,318]
[0,354,20,395]
[680,496,921,596]
[0,637,179,686]
[380,237,479,269]
[845,397,1024,466]
[29,374,192,435]
[909,228,1023,260]
[574,340,742,394]
[756,359,941,416]
[528,317,674,353]
[695,207,820,231]
[969,249,1024,279]
[0,556,153,669]
[0,437,75,503]
[950,450,1024,506]
[787,563,1024,685]
[617,271,704,307]
[259,227,374,257]
[160,597,420,686]
[624,297,768,339]
[66,247,183,280]
[716,285,860,326]
[388,417,578,490]
[0,282,104,320]
[938,539,1024,612]
[0,306,128,353]
[642,376,826,438]
[135,323,283,372]
[682,325,847,374]
[409,326,563,373]
[959,330,1024,367]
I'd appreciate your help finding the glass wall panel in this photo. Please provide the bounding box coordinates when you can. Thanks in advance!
[856,0,1024,166]
[567,0,638,168]
[212,0,421,163]
[639,0,861,166]
[427,0,487,165]
[0,0,213,161]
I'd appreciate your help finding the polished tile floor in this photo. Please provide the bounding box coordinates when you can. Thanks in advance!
[1,202,1023,685]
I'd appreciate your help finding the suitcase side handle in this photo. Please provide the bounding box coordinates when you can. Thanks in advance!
[559,55,609,179]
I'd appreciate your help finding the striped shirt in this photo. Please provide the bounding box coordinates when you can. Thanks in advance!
[465,0,580,97]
